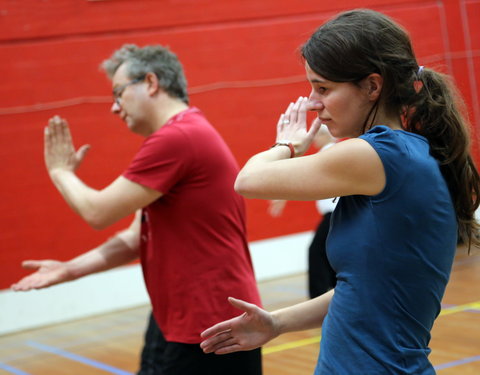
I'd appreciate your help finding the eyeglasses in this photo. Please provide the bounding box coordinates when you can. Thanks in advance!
[112,77,144,105]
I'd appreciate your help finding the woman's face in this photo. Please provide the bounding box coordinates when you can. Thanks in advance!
[306,62,374,138]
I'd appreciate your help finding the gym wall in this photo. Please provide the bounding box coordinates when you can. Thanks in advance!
[0,0,478,333]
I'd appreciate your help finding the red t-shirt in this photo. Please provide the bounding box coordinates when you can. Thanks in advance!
[123,107,261,343]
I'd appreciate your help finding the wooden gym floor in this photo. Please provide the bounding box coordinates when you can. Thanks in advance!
[0,247,479,375]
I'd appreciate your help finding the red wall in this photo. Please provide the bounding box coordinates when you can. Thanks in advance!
[1,0,478,289]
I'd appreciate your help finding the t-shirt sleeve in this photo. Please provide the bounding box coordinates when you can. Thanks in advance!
[123,126,192,194]
[360,126,410,201]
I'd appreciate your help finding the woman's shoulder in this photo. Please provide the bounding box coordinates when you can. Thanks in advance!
[361,125,427,144]
[361,125,399,142]
[360,125,427,157]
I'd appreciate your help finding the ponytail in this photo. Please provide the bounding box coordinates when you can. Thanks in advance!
[404,68,480,249]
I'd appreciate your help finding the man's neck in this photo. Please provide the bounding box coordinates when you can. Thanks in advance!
[151,97,189,133]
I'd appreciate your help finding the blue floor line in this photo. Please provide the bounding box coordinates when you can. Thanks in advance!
[20,341,479,373]
[26,341,133,375]
[434,355,480,370]
[0,363,31,375]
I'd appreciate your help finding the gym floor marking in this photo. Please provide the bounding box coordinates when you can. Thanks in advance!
[263,300,480,355]
[0,363,30,375]
[439,301,480,316]
[1,300,478,374]
[25,341,133,375]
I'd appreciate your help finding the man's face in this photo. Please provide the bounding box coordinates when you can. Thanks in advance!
[110,63,149,135]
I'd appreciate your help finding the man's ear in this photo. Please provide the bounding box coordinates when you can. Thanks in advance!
[145,72,160,96]
[364,73,383,101]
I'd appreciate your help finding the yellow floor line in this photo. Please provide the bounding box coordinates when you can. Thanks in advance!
[262,300,480,355]
[263,336,321,354]
[439,300,480,316]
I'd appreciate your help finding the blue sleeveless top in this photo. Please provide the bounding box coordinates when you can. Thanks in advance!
[315,126,457,375]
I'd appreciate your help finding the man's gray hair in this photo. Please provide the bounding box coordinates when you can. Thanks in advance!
[102,44,189,104]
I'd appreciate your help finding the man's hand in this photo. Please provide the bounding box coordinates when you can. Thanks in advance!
[11,260,75,291]
[44,116,90,176]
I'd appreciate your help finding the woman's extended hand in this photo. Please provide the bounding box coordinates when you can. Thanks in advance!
[276,97,321,156]
[200,297,278,354]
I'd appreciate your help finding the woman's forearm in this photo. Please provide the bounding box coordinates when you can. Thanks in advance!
[235,146,295,199]
[273,289,333,334]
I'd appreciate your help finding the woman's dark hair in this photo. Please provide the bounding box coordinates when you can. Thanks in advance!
[302,9,480,249]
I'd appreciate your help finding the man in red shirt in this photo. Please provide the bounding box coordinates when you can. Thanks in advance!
[12,44,262,375]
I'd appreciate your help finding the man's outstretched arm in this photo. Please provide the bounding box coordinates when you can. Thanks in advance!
[45,116,161,229]
[12,211,142,291]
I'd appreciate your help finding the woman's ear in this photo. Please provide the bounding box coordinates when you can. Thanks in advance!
[364,73,383,101]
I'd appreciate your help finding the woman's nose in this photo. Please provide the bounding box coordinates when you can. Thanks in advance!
[308,90,322,104]
[307,96,324,111]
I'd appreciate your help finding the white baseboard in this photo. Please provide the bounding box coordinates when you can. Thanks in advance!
[250,231,311,280]
[0,265,149,336]
[0,231,313,335]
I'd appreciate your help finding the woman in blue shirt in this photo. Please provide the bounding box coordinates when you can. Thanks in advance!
[201,9,480,375]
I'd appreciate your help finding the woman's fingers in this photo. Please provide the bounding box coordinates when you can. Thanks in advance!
[297,97,309,127]
[228,296,257,313]
[201,320,233,339]
[201,331,244,355]
[200,299,251,339]
[276,97,310,141]
[308,118,323,138]
[212,342,242,355]
[284,102,294,119]
[203,335,242,355]
[290,97,303,124]
[277,113,286,134]
[281,97,308,128]
[200,329,233,352]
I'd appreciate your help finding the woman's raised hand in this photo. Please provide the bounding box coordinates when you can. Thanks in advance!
[276,97,321,156]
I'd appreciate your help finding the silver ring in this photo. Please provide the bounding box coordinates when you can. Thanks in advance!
[282,119,290,125]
